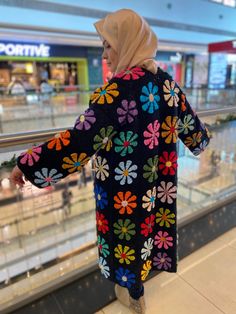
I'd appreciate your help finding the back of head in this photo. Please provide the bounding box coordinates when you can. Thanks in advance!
[94,9,158,75]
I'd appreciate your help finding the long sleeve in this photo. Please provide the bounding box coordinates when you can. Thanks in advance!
[177,88,211,156]
[17,80,125,188]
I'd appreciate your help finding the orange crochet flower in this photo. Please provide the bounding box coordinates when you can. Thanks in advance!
[161,116,178,144]
[47,130,71,151]
[180,93,187,112]
[114,191,137,214]
[90,83,119,104]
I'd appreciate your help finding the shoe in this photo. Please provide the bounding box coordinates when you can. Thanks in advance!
[114,284,130,307]
[129,295,146,314]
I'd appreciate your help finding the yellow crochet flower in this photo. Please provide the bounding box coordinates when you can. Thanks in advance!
[161,116,178,144]
[114,244,135,264]
[62,153,90,173]
[90,83,119,104]
[141,260,152,281]
[184,132,202,147]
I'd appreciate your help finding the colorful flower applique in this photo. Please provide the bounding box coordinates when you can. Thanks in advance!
[114,244,135,264]
[97,235,110,258]
[114,160,138,185]
[114,191,137,214]
[142,187,157,212]
[98,257,110,278]
[90,83,119,104]
[155,208,176,228]
[115,67,145,80]
[113,219,136,241]
[94,156,109,181]
[34,168,63,187]
[159,151,178,175]
[117,99,138,124]
[96,212,109,234]
[153,252,172,270]
[154,231,173,249]
[47,130,71,151]
[163,79,179,107]
[93,126,116,151]
[114,131,138,156]
[157,181,177,204]
[94,185,108,209]
[143,120,160,149]
[143,156,158,182]
[161,116,178,144]
[141,238,154,260]
[141,260,152,280]
[62,152,90,173]
[19,146,42,166]
[74,109,96,130]
[140,82,160,113]
[115,267,136,288]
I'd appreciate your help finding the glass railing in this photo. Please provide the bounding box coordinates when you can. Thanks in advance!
[0,108,236,312]
[0,85,235,134]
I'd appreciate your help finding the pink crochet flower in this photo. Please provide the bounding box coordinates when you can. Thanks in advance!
[115,67,145,80]
[154,231,173,249]
[20,146,42,166]
[143,120,160,149]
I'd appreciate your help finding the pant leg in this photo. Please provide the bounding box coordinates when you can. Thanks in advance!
[128,282,144,300]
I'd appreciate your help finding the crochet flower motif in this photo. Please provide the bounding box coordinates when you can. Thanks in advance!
[96,212,109,234]
[161,116,178,144]
[163,79,180,107]
[62,152,90,173]
[114,191,137,215]
[98,257,110,278]
[155,208,176,228]
[142,187,157,212]
[141,260,152,280]
[114,244,135,264]
[159,151,178,176]
[117,100,138,124]
[34,168,63,187]
[153,252,172,270]
[115,267,136,288]
[19,146,42,166]
[114,160,138,185]
[74,109,96,131]
[94,156,109,181]
[113,219,136,241]
[114,131,138,156]
[93,126,116,151]
[154,231,173,249]
[97,235,110,258]
[157,181,177,204]
[141,238,154,260]
[178,114,195,135]
[143,156,158,183]
[143,120,160,149]
[115,67,145,80]
[90,83,119,104]
[47,130,71,151]
[140,82,160,113]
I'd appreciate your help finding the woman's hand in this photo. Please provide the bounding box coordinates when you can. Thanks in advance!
[9,165,26,188]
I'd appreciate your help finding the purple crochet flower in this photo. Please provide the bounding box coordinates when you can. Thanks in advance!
[153,252,172,270]
[75,109,96,130]
[117,100,138,124]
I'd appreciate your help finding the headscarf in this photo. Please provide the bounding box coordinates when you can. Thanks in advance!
[94,9,158,75]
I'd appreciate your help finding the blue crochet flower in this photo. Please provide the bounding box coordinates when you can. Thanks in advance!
[140,82,160,113]
[115,267,136,288]
[94,185,108,209]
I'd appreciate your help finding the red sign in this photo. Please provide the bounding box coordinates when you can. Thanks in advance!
[208,40,236,53]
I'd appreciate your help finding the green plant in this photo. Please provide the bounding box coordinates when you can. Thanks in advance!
[0,154,17,171]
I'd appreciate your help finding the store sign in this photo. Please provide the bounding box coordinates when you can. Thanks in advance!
[0,43,50,57]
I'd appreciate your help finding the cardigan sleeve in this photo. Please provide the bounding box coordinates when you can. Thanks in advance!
[177,89,211,156]
[17,80,124,188]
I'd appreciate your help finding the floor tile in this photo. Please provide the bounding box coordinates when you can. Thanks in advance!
[180,245,236,314]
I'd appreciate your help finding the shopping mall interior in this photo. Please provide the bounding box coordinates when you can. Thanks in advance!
[0,0,235,313]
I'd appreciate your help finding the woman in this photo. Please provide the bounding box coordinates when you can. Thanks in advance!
[10,9,211,314]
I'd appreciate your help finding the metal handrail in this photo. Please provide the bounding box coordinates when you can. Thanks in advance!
[0,106,236,150]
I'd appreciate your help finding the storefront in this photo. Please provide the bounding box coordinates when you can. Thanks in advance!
[208,39,236,89]
[0,41,89,92]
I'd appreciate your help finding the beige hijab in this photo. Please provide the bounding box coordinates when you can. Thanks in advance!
[94,9,158,75]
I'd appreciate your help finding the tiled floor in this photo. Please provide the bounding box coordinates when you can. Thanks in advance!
[97,227,236,314]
